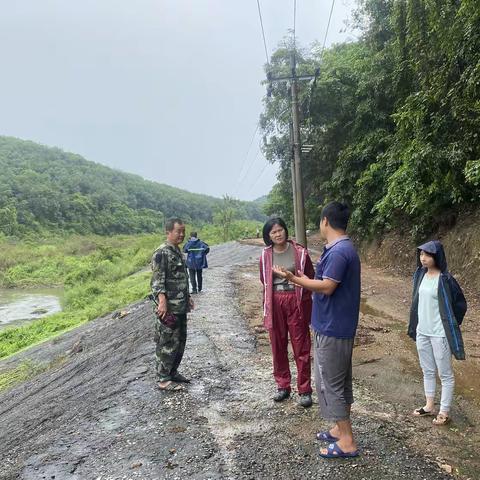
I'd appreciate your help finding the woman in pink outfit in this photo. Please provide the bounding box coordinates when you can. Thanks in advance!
[259,217,314,407]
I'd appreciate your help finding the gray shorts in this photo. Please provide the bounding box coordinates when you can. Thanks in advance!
[314,332,354,421]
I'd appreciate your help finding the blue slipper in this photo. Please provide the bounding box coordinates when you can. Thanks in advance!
[320,442,360,459]
[316,431,339,442]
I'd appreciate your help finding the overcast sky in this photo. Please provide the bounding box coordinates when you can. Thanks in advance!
[0,0,357,201]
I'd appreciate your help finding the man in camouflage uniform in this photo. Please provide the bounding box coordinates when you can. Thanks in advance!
[151,217,193,391]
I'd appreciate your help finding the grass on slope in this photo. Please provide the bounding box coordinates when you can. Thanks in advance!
[0,219,262,360]
[0,234,160,359]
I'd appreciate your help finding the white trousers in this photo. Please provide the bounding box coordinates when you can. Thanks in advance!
[416,333,455,413]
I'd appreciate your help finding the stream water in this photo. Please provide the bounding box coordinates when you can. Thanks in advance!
[0,288,63,328]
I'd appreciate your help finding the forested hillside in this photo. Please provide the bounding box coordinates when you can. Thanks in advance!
[0,136,264,236]
[261,0,480,239]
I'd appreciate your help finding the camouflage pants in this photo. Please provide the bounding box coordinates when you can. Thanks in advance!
[154,314,187,382]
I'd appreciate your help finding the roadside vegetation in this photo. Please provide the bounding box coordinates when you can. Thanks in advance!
[0,217,262,361]
[0,234,158,358]
[261,0,480,239]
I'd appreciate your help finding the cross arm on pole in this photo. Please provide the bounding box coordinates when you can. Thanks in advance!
[267,67,320,84]
[268,73,317,83]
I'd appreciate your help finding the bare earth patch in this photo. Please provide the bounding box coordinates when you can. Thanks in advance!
[234,242,480,479]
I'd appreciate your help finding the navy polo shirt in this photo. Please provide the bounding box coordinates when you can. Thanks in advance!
[311,237,361,339]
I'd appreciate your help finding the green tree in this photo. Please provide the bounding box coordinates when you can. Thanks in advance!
[213,195,238,242]
[260,0,480,239]
[0,204,18,236]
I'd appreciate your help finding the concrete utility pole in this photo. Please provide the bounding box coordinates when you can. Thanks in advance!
[290,54,307,247]
[289,122,299,236]
[267,52,317,248]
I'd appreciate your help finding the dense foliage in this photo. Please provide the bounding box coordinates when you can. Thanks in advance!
[261,0,480,238]
[0,136,265,236]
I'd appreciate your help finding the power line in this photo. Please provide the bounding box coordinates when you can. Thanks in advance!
[232,0,270,199]
[247,160,271,194]
[256,0,270,67]
[307,0,336,115]
[237,122,259,180]
[320,0,336,58]
[231,124,262,197]
[236,147,263,192]
[232,1,272,198]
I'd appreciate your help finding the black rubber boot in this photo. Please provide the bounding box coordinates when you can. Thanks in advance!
[299,393,312,408]
[273,389,290,402]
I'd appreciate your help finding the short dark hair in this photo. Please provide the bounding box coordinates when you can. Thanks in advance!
[165,217,184,232]
[190,231,198,238]
[262,217,289,246]
[321,202,350,231]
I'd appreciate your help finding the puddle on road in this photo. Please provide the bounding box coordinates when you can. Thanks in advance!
[360,297,396,322]
[0,287,63,329]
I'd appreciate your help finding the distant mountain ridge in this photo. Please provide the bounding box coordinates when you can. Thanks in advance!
[0,136,264,236]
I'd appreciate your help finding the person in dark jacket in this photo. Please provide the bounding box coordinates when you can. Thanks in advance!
[408,240,467,426]
[183,232,210,294]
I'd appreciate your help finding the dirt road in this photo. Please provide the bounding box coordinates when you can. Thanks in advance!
[0,242,465,479]
[236,240,480,479]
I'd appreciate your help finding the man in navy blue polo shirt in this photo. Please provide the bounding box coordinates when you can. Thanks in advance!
[273,201,361,458]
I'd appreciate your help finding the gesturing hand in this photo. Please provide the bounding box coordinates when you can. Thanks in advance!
[272,265,294,281]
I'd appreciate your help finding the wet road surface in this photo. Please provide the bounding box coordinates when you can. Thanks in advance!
[0,242,452,479]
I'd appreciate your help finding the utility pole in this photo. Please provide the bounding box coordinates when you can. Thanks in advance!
[289,122,298,235]
[267,52,317,247]
[290,53,307,247]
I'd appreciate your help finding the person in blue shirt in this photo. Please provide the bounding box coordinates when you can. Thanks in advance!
[273,201,361,458]
[183,232,210,294]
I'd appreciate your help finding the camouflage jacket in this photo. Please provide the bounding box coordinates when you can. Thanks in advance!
[151,242,190,314]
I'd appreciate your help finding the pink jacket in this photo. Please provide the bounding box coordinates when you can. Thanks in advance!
[259,240,314,330]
